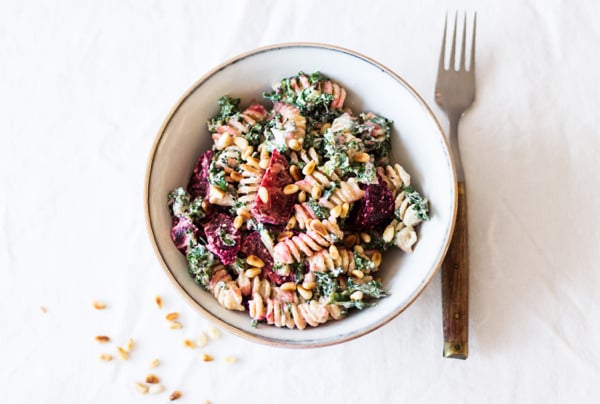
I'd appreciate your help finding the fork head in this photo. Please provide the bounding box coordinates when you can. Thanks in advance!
[435,12,477,117]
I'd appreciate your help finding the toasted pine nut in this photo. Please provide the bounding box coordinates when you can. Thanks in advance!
[233,215,244,229]
[169,321,183,329]
[286,216,297,230]
[280,282,297,291]
[145,374,160,384]
[40,306,48,313]
[283,184,299,195]
[277,231,293,242]
[351,269,365,279]
[302,281,317,290]
[99,353,113,361]
[340,202,350,218]
[360,232,372,243]
[245,267,262,279]
[149,384,165,394]
[92,300,106,310]
[288,138,301,151]
[224,355,238,364]
[247,157,261,169]
[330,205,342,218]
[353,245,364,255]
[259,158,270,169]
[117,346,129,360]
[320,123,331,134]
[95,335,110,343]
[310,220,327,236]
[353,152,370,163]
[208,326,220,339]
[125,338,134,352]
[197,332,209,348]
[311,185,322,199]
[169,390,182,400]
[350,291,364,301]
[289,165,301,181]
[149,358,160,368]
[343,234,358,248]
[166,312,179,321]
[217,133,233,149]
[302,160,316,175]
[297,191,307,203]
[210,184,226,198]
[260,147,270,161]
[297,285,313,300]
[383,224,395,243]
[371,251,382,267]
[258,186,269,203]
[155,295,163,309]
[234,136,249,149]
[201,353,214,362]
[135,382,149,395]
[246,255,265,268]
[230,171,243,182]
[183,339,196,348]
[242,145,254,159]
[329,244,340,260]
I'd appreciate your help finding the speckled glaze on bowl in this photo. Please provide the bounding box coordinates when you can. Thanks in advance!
[145,43,456,348]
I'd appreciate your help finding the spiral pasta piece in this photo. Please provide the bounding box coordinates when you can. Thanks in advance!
[272,219,343,264]
[212,102,268,145]
[208,266,244,311]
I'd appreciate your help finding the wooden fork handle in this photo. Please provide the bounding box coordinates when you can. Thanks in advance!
[442,181,469,359]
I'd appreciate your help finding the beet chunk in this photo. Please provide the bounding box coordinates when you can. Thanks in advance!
[187,149,213,199]
[170,216,198,253]
[240,232,292,285]
[351,176,394,230]
[251,149,295,225]
[202,213,241,265]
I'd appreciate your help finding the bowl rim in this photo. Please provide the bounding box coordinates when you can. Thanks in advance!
[144,42,457,348]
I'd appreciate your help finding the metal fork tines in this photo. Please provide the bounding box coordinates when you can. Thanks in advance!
[435,12,476,360]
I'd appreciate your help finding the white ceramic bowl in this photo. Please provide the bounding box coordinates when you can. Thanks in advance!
[145,43,456,348]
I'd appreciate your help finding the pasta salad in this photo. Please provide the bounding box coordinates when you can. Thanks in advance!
[168,72,429,329]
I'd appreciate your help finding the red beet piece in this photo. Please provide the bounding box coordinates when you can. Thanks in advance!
[240,232,292,285]
[187,149,213,199]
[251,149,295,225]
[352,176,394,230]
[202,213,241,265]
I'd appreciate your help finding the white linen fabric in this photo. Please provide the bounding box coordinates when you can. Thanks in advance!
[1,0,600,403]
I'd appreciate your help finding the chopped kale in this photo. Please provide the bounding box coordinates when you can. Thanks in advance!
[218,227,237,247]
[187,244,217,287]
[353,251,375,272]
[306,199,330,220]
[207,157,228,192]
[207,96,241,132]
[401,186,430,221]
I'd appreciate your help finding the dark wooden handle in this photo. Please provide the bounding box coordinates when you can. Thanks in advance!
[442,181,469,359]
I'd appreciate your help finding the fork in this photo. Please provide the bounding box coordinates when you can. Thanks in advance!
[435,12,476,360]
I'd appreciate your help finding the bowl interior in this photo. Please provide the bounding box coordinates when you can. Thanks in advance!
[146,44,456,347]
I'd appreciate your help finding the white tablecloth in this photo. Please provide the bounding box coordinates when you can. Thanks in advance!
[2,0,600,402]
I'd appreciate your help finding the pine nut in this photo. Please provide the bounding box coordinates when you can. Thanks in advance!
[125,337,134,352]
[351,269,365,279]
[201,353,214,362]
[277,231,294,242]
[92,300,106,310]
[258,186,269,203]
[95,335,110,343]
[350,291,364,301]
[145,374,160,384]
[169,321,183,329]
[259,158,270,169]
[330,205,342,218]
[340,202,350,218]
[149,384,165,394]
[99,353,113,361]
[297,191,307,203]
[208,326,220,339]
[233,215,244,229]
[197,332,209,348]
[311,185,322,199]
[286,216,297,230]
[234,136,249,149]
[302,281,317,290]
[244,267,262,278]
[117,346,129,360]
[360,232,372,243]
[320,123,331,134]
[217,133,233,149]
[353,244,364,254]
[149,358,160,368]
[289,138,301,151]
[283,184,299,195]
[169,390,182,400]
[224,355,238,364]
[230,171,243,182]
[289,165,301,181]
[242,145,254,159]
[383,224,395,243]
[302,160,316,175]
[166,312,179,321]
[280,282,297,291]
[329,244,340,260]
[297,285,313,300]
[344,234,358,248]
[371,251,382,267]
[353,152,370,163]
[246,255,265,268]
[135,382,149,395]
[155,295,163,309]
[310,220,327,236]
